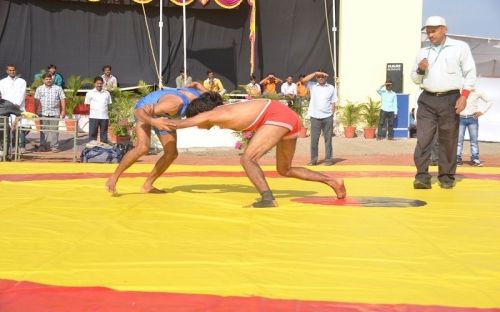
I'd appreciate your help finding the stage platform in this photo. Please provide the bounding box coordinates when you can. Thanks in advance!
[1,163,499,311]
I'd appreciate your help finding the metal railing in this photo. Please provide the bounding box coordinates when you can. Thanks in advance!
[14,117,78,162]
[0,116,8,161]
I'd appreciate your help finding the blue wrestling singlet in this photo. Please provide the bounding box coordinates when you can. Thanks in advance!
[134,87,202,136]
[135,87,201,117]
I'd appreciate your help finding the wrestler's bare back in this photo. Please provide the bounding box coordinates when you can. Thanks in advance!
[207,99,271,131]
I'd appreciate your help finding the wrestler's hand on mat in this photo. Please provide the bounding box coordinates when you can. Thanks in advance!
[455,96,467,114]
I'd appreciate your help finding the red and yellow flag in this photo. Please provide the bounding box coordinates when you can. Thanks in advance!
[248,0,256,75]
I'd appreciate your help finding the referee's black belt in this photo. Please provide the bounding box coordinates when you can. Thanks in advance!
[423,89,460,97]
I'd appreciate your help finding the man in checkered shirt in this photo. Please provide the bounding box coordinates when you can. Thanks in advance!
[35,73,66,152]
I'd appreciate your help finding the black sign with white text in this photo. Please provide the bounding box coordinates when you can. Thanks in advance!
[386,63,403,93]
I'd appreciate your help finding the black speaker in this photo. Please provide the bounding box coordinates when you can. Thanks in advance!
[386,63,403,93]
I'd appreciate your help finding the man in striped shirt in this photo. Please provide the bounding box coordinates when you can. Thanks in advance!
[35,73,66,152]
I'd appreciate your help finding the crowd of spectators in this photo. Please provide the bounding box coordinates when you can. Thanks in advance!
[1,60,491,170]
[0,63,118,158]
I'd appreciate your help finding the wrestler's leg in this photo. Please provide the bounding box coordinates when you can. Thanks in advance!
[141,132,178,193]
[276,138,346,199]
[241,125,289,207]
[105,120,151,195]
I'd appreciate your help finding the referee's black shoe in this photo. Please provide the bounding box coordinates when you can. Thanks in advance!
[413,179,431,189]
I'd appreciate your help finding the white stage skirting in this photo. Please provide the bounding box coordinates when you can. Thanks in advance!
[176,126,238,149]
[74,115,238,149]
[475,77,500,142]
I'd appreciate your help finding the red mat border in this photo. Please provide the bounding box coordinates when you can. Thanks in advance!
[1,279,499,312]
[1,171,500,182]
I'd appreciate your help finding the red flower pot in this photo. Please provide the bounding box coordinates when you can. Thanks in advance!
[363,127,376,139]
[344,126,356,138]
[25,96,36,113]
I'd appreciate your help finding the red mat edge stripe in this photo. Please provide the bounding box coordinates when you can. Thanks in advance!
[1,279,499,312]
[1,171,500,182]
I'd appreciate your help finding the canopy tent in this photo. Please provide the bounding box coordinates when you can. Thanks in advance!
[422,33,500,78]
[0,0,339,91]
[450,34,500,78]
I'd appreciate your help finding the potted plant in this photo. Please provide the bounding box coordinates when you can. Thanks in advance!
[26,69,45,114]
[360,97,381,139]
[233,130,254,151]
[337,100,362,138]
[26,69,46,130]
[110,120,133,143]
[109,87,136,143]
[290,99,309,138]
[64,75,92,132]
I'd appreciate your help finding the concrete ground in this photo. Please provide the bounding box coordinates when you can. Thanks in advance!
[10,131,500,167]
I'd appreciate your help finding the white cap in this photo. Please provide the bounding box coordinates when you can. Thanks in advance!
[421,16,447,30]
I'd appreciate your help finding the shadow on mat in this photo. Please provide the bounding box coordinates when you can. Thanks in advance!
[168,184,317,199]
[112,184,318,198]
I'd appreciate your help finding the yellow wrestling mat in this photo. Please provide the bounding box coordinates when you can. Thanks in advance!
[0,163,500,311]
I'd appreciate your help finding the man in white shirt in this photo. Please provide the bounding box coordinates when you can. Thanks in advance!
[280,75,297,107]
[0,65,26,110]
[302,70,337,166]
[456,89,492,167]
[102,65,118,91]
[175,69,193,88]
[85,76,112,143]
[411,16,476,189]
[0,64,27,149]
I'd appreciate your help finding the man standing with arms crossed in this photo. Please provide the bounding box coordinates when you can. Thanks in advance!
[410,16,476,189]
[456,89,492,167]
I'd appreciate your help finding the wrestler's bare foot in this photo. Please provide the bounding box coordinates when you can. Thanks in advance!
[105,177,118,196]
[140,186,167,194]
[326,178,346,199]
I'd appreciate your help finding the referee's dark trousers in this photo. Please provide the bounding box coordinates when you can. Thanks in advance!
[414,91,460,184]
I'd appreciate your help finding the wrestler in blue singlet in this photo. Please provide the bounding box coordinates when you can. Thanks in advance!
[135,87,201,115]
[135,87,202,136]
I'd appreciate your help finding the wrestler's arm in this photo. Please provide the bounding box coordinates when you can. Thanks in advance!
[166,108,231,130]
[134,105,163,128]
